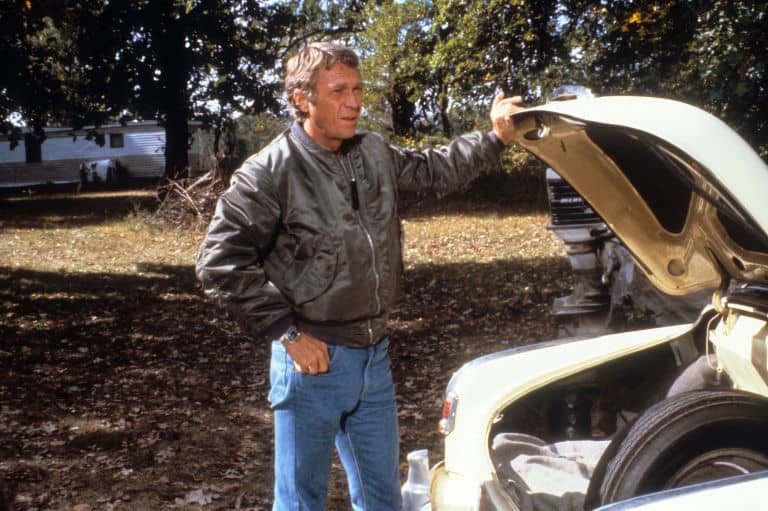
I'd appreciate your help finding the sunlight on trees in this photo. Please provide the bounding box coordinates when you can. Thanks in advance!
[2,0,765,181]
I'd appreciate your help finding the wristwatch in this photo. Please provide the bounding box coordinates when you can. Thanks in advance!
[279,325,301,347]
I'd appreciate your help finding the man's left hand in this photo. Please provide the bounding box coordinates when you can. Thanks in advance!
[490,92,525,145]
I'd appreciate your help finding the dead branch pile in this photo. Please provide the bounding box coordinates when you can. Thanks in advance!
[154,168,227,229]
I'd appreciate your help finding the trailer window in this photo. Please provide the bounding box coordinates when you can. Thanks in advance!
[109,133,124,148]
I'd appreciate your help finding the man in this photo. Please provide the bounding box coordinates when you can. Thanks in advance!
[196,42,524,510]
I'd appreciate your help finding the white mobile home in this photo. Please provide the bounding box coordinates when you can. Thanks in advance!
[0,121,213,188]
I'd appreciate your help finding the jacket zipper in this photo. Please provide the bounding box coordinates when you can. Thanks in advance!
[339,153,381,343]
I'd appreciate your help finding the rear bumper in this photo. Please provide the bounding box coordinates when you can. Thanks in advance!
[402,453,519,511]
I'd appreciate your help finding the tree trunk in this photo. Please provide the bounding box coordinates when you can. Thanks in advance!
[157,5,190,180]
[164,108,190,180]
[389,81,415,136]
[438,81,452,137]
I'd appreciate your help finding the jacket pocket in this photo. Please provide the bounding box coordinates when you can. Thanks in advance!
[281,234,338,306]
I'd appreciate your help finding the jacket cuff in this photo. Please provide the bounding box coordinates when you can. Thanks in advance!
[486,130,506,151]
[264,315,294,341]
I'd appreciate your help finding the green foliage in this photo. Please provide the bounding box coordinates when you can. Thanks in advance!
[429,0,571,125]
[282,0,369,52]
[569,0,768,155]
[355,0,435,136]
[79,0,295,178]
[0,2,90,132]
[359,0,768,157]
[3,0,766,189]
[224,114,292,172]
[685,1,767,155]
[1,1,297,177]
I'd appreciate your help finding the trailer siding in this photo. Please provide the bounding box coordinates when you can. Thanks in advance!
[0,122,211,187]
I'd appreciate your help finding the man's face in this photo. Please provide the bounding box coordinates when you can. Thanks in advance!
[295,63,363,152]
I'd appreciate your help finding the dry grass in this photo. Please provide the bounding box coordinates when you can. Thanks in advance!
[403,209,558,265]
[0,189,571,510]
[0,191,561,270]
[0,191,203,274]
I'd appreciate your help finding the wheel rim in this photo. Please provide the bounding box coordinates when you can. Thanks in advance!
[665,448,768,488]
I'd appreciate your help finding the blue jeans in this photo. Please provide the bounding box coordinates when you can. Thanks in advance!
[269,337,401,511]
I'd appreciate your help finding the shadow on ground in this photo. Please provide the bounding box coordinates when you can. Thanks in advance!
[0,253,570,510]
[0,192,159,230]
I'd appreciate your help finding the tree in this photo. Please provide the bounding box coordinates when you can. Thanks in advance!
[1,1,382,178]
[355,0,434,136]
[1,1,295,179]
[0,2,95,140]
[79,0,296,179]
[281,0,369,55]
[570,0,768,156]
[5,0,765,183]
[685,0,768,156]
[426,0,571,135]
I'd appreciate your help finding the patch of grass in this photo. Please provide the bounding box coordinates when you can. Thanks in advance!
[403,209,560,266]
[1,190,562,275]
[123,198,183,237]
[0,190,203,275]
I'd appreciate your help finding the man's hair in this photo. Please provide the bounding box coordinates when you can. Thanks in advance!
[285,42,360,121]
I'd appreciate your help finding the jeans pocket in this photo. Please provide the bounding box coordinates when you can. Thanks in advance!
[373,337,390,363]
[268,340,294,409]
[326,343,339,366]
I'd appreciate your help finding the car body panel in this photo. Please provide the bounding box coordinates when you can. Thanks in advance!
[511,97,768,296]
[711,297,768,395]
[594,469,768,510]
[437,324,695,503]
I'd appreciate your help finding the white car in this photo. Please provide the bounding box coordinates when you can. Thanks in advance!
[402,96,768,511]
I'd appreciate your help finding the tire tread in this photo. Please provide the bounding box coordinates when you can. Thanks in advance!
[598,389,768,505]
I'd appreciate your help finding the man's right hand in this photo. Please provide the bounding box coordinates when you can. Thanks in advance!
[285,331,330,375]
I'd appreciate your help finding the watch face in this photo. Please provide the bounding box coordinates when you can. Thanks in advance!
[282,326,300,344]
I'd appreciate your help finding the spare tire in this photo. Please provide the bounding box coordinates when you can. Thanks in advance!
[592,389,768,507]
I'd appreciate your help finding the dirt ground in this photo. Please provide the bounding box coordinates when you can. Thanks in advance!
[0,189,572,510]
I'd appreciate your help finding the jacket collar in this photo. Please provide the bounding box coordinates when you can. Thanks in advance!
[290,120,361,156]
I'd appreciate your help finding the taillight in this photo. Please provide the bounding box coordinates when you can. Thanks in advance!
[437,391,458,435]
